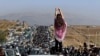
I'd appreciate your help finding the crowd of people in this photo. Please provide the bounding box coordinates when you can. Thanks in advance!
[31,26,52,54]
[0,25,55,56]
[0,25,100,56]
[50,42,100,56]
[33,26,50,48]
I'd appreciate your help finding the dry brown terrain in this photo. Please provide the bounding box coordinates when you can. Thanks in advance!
[50,25,100,48]
[64,25,100,48]
[0,19,28,31]
[0,19,16,30]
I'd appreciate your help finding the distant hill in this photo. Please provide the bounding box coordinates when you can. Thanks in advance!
[0,13,53,26]
[1,12,100,25]
[0,19,16,30]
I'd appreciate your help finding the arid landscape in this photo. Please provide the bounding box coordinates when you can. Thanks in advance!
[1,20,100,55]
[62,25,100,48]
[50,25,100,48]
[0,19,16,31]
[1,20,100,48]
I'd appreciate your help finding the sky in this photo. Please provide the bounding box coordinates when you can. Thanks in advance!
[0,0,100,15]
[0,0,100,25]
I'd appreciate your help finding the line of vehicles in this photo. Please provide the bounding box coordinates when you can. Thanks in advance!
[1,25,100,56]
[0,25,55,56]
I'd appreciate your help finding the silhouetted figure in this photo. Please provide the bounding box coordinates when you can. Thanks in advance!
[83,42,89,56]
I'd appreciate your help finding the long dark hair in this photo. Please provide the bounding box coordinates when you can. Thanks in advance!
[54,14,65,29]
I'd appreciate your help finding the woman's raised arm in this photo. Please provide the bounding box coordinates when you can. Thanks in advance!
[55,8,58,18]
[58,8,64,19]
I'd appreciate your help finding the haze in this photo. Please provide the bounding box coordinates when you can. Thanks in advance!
[0,0,100,25]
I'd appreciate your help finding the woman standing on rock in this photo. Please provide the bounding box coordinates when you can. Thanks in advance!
[54,8,67,54]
